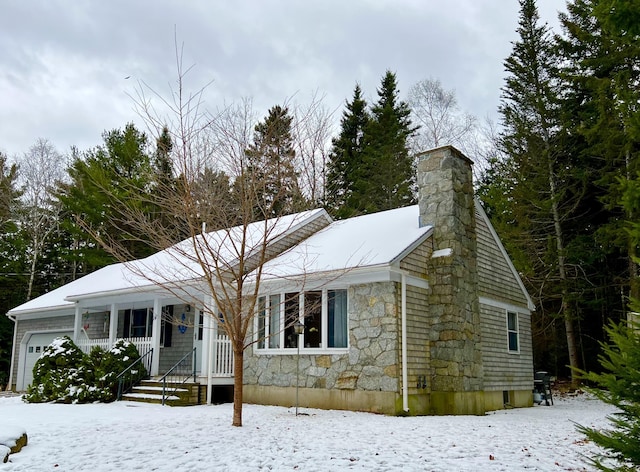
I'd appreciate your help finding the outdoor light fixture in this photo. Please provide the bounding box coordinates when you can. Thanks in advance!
[294,320,305,416]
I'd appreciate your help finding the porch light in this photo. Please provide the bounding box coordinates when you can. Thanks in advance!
[294,320,304,416]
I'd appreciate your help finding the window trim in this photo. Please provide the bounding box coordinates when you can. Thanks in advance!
[507,311,520,353]
[255,288,349,354]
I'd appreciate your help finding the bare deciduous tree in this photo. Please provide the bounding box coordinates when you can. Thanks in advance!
[407,77,476,154]
[80,47,336,427]
[17,139,66,300]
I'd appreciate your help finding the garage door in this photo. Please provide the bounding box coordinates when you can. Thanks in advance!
[20,331,73,390]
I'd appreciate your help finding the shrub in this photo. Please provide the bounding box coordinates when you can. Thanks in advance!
[24,337,145,404]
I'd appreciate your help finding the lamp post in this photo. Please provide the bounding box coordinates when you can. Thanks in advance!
[294,320,305,416]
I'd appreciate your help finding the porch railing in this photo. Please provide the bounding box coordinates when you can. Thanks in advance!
[159,348,196,406]
[116,348,154,400]
[77,337,110,354]
[77,337,153,356]
[213,334,234,377]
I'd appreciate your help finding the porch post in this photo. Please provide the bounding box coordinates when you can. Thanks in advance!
[207,296,218,405]
[73,303,82,342]
[201,296,212,377]
[108,303,118,347]
[151,298,162,376]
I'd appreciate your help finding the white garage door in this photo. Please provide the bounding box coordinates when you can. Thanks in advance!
[20,331,73,390]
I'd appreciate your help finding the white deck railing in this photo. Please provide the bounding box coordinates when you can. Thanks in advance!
[212,334,234,377]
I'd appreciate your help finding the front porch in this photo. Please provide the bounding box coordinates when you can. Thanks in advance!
[71,296,234,385]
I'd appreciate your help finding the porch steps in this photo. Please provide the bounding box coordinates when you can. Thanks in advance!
[121,379,201,406]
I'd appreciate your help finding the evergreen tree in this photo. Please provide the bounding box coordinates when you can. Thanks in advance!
[358,70,416,214]
[325,84,369,219]
[0,151,22,388]
[494,0,585,380]
[245,105,305,219]
[154,125,174,185]
[577,313,640,471]
[557,0,640,327]
[58,123,158,270]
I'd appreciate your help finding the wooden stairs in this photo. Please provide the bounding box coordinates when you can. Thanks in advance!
[121,379,202,406]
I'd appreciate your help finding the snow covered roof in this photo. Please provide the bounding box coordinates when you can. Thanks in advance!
[7,208,330,316]
[258,205,432,281]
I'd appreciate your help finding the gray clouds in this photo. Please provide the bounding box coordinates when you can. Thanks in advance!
[0,0,566,157]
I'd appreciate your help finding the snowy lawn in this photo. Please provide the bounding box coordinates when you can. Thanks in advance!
[0,393,615,471]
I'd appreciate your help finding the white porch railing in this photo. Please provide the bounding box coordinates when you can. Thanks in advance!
[76,337,110,354]
[212,334,234,377]
[128,337,153,357]
[76,337,153,356]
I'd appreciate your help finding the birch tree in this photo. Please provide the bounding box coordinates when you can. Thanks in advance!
[17,139,66,300]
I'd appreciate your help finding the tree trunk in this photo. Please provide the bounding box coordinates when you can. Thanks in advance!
[232,347,244,427]
[548,159,580,384]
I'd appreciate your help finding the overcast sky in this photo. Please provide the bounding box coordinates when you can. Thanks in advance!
[0,0,567,160]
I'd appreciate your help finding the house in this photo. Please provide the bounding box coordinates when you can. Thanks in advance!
[6,146,535,415]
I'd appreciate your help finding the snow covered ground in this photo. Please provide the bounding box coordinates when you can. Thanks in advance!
[0,393,615,471]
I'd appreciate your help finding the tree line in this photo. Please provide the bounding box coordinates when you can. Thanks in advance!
[1,0,638,402]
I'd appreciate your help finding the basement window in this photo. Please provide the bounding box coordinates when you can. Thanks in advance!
[507,311,519,352]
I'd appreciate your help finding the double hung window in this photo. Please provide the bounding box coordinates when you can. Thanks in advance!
[256,289,348,351]
[507,311,519,352]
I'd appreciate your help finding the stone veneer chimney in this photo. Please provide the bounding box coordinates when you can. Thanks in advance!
[416,145,484,414]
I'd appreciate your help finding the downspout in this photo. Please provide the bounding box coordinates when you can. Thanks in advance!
[401,273,409,413]
[6,314,17,391]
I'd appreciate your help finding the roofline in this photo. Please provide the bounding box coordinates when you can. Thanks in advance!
[475,199,536,311]
[389,225,434,265]
[7,304,74,318]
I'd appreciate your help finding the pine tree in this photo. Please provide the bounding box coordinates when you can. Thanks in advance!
[487,0,589,380]
[325,84,369,219]
[577,313,640,470]
[245,105,305,219]
[358,70,416,214]
[558,0,640,320]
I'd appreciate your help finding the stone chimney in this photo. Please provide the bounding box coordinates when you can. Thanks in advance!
[416,145,484,414]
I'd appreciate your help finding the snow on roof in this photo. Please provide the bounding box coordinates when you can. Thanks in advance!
[7,208,329,316]
[258,205,432,280]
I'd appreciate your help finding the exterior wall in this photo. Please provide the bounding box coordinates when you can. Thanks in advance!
[399,239,432,410]
[159,304,195,373]
[82,310,110,339]
[480,303,534,392]
[476,207,529,307]
[475,203,534,401]
[243,281,401,414]
[10,314,75,390]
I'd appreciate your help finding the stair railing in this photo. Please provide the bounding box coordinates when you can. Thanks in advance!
[115,348,154,401]
[159,348,196,405]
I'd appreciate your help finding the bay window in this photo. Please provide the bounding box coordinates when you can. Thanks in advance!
[256,289,348,351]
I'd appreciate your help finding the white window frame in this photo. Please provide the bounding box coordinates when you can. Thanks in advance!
[255,288,349,354]
[507,311,520,353]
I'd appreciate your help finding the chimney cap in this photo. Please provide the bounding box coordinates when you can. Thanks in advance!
[415,145,474,167]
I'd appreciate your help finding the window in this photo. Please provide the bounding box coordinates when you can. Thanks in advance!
[269,294,281,348]
[507,311,519,352]
[328,289,348,348]
[256,289,348,351]
[123,308,153,338]
[257,298,266,349]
